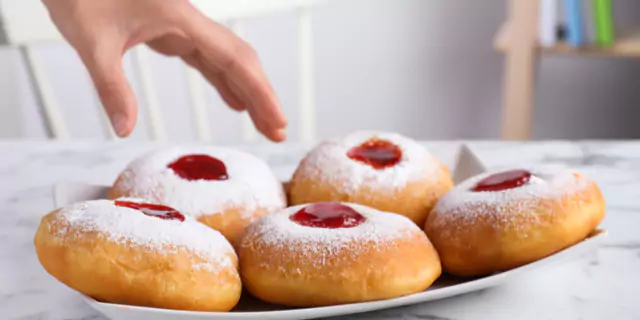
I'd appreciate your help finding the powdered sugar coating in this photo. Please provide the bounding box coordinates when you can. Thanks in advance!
[295,131,444,192]
[429,165,591,232]
[242,202,420,268]
[114,146,286,219]
[51,199,236,271]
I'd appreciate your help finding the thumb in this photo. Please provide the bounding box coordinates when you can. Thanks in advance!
[80,47,137,137]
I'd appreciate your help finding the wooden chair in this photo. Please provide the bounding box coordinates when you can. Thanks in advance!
[0,0,325,143]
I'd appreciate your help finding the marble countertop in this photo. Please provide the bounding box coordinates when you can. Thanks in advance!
[2,140,639,320]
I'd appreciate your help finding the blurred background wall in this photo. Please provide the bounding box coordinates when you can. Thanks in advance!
[1,0,640,142]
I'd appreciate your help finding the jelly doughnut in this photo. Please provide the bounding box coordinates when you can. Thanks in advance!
[108,146,287,244]
[238,202,442,306]
[424,166,606,277]
[289,131,454,226]
[34,199,241,311]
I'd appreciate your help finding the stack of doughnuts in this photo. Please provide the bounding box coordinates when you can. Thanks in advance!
[33,131,606,312]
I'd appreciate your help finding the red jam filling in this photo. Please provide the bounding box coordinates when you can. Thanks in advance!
[168,154,228,181]
[347,138,402,169]
[472,169,532,192]
[290,202,366,229]
[115,200,185,222]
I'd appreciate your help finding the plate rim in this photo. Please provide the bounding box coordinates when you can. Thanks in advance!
[83,229,609,319]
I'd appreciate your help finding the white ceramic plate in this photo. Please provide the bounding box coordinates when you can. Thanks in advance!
[51,144,609,320]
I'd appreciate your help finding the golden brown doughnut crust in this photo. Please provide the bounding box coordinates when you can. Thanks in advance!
[289,153,454,227]
[237,204,442,307]
[34,208,242,311]
[424,172,606,277]
[196,206,272,247]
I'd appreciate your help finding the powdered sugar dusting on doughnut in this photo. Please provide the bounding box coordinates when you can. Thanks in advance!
[114,146,286,218]
[430,165,591,232]
[242,203,419,268]
[53,199,236,271]
[296,131,443,192]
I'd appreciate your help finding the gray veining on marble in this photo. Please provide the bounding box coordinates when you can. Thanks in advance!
[1,140,639,320]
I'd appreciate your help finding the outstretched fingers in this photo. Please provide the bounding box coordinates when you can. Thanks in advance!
[176,4,287,141]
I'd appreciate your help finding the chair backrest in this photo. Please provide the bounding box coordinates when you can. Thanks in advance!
[0,0,324,143]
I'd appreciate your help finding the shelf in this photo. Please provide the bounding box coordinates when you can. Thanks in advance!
[494,22,640,58]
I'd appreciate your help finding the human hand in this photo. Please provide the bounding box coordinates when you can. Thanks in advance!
[42,0,287,141]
